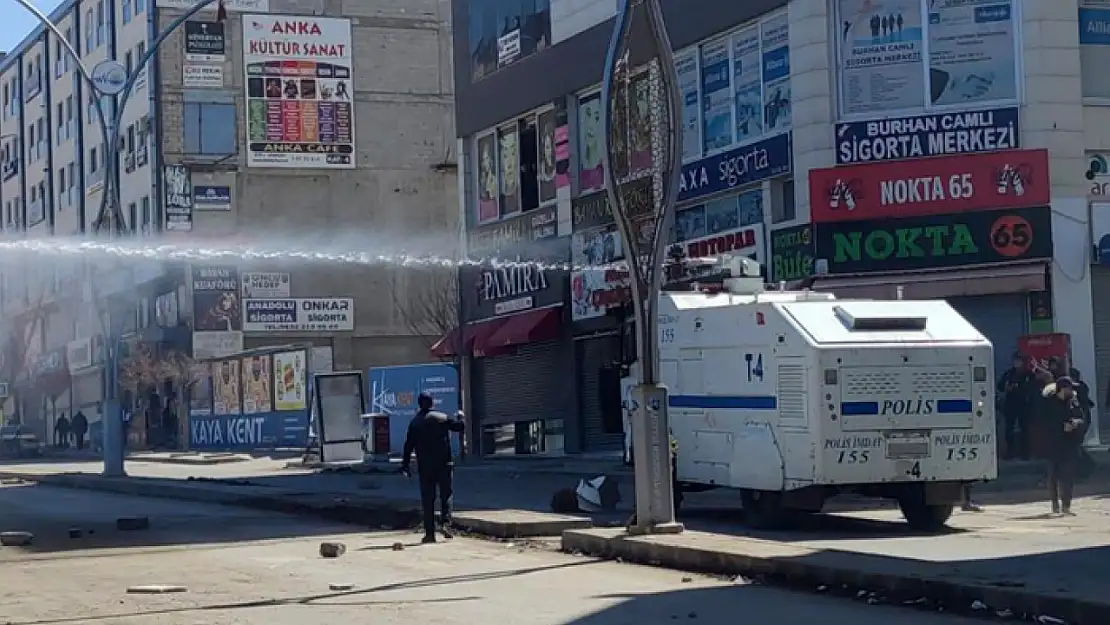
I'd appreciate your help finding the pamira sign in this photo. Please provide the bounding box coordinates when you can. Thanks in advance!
[243,298,354,331]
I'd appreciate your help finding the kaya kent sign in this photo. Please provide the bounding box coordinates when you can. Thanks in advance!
[815,207,1053,275]
[808,149,1050,223]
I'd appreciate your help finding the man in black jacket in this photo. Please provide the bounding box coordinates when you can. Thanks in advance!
[997,353,1034,459]
[1041,377,1087,515]
[402,392,465,543]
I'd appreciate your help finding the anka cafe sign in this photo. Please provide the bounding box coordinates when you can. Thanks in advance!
[808,149,1051,223]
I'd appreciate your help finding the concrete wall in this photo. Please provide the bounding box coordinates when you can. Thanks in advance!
[157,0,459,369]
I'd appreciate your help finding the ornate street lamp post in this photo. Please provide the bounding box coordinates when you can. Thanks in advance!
[11,0,228,476]
[602,0,684,534]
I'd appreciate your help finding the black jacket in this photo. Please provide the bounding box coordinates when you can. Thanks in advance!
[71,412,88,433]
[402,409,464,472]
[997,368,1035,418]
[1040,385,1087,459]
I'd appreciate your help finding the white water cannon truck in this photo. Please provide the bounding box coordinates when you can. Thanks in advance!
[653,256,997,530]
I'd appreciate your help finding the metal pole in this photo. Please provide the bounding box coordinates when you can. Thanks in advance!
[601,0,683,534]
[9,0,224,477]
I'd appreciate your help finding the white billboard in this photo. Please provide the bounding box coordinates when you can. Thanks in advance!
[243,298,355,332]
[242,15,355,169]
[241,272,291,298]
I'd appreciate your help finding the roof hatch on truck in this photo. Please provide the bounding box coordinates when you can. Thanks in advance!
[833,303,927,331]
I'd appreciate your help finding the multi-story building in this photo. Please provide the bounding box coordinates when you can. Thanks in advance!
[0,0,457,449]
[447,0,1103,456]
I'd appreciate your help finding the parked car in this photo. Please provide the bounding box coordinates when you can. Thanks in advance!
[0,425,45,458]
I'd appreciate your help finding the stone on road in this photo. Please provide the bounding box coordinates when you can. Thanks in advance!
[0,482,987,625]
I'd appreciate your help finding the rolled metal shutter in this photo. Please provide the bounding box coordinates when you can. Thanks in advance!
[476,341,566,426]
[579,334,624,451]
[947,294,1028,380]
[1090,266,1110,443]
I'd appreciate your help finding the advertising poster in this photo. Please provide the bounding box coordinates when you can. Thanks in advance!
[183,65,224,88]
[243,298,354,332]
[192,266,241,331]
[498,124,520,214]
[836,0,924,115]
[761,12,791,132]
[368,363,461,456]
[163,164,193,232]
[273,350,307,410]
[571,226,629,321]
[476,133,499,221]
[815,206,1053,275]
[193,185,232,211]
[834,107,1020,164]
[243,15,355,169]
[675,50,701,162]
[553,100,571,189]
[808,148,1050,223]
[212,359,242,416]
[578,92,604,191]
[731,26,763,144]
[700,36,732,152]
[189,363,213,416]
[189,412,308,451]
[927,0,1017,106]
[627,73,653,172]
[241,355,272,414]
[769,224,816,283]
[537,109,557,203]
[1080,2,1110,97]
[241,271,290,298]
[184,21,226,62]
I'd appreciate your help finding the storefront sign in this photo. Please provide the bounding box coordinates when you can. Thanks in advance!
[530,205,558,240]
[66,338,93,371]
[241,272,291,298]
[572,179,653,231]
[185,21,226,62]
[32,348,66,378]
[677,132,791,203]
[243,298,355,332]
[189,413,308,451]
[480,265,548,302]
[192,265,241,331]
[164,164,193,232]
[461,263,567,323]
[809,149,1050,223]
[243,16,355,169]
[835,107,1020,165]
[469,205,562,255]
[769,223,815,283]
[194,185,232,210]
[571,269,629,321]
[815,206,1053,275]
[682,224,763,260]
[183,64,224,88]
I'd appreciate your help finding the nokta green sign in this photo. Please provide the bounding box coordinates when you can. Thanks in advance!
[769,224,815,283]
[814,206,1052,274]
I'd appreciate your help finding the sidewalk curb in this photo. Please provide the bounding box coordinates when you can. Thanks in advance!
[561,529,1108,625]
[0,471,592,538]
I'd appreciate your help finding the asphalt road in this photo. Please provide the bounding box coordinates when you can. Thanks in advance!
[0,483,991,625]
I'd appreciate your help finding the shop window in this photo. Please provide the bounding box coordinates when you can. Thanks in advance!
[474,106,558,224]
[772,179,795,224]
[481,420,563,455]
[468,0,552,81]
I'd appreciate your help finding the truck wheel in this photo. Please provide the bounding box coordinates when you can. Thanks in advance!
[741,490,787,530]
[898,499,954,531]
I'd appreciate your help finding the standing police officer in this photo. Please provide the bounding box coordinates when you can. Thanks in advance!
[401,392,465,543]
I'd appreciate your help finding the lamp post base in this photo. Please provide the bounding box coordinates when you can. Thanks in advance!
[629,383,683,534]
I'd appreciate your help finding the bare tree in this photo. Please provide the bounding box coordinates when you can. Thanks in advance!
[395,267,463,359]
[0,291,51,424]
[118,344,196,436]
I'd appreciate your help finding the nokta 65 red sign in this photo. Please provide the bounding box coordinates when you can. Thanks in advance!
[808,149,1050,223]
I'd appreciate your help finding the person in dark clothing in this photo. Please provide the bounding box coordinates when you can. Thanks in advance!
[401,392,465,544]
[54,413,70,449]
[997,353,1034,459]
[71,411,88,451]
[1040,377,1087,515]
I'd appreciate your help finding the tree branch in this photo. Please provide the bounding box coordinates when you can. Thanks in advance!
[395,267,461,355]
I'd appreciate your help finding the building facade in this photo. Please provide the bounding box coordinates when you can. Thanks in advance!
[0,0,458,449]
[449,0,1100,455]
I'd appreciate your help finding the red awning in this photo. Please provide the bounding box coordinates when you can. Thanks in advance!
[428,317,510,358]
[483,306,561,351]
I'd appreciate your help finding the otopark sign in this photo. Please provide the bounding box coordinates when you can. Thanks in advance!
[807,149,1051,223]
[814,207,1053,275]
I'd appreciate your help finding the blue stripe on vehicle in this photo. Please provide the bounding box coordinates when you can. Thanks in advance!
[937,399,973,413]
[840,401,879,415]
[669,395,777,410]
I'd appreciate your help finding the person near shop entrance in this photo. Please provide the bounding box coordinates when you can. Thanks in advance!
[1040,376,1087,515]
[71,411,88,450]
[53,413,70,449]
[997,353,1035,460]
[401,392,465,544]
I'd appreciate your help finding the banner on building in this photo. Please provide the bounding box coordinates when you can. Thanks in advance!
[192,266,241,331]
[835,0,1019,116]
[241,354,273,414]
[241,272,291,298]
[273,350,307,410]
[243,298,354,332]
[164,164,193,231]
[212,358,242,415]
[242,15,355,169]
[835,107,1020,164]
[1081,2,1110,97]
[185,21,226,62]
[193,185,232,211]
[183,65,224,88]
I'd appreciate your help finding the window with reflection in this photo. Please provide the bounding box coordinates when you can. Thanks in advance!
[469,0,551,81]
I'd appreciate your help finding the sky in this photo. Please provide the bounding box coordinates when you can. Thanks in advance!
[0,1,65,54]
